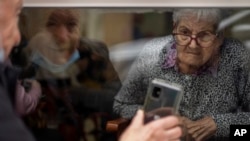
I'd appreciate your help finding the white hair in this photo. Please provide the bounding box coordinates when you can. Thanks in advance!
[173,9,223,29]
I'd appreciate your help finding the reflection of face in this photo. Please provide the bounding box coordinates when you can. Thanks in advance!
[46,10,80,51]
[34,30,76,65]
[175,16,222,69]
[0,0,22,61]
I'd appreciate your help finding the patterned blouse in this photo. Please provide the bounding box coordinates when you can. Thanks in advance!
[113,35,250,140]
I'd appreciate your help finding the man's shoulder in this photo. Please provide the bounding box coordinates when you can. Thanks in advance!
[79,38,107,48]
[79,38,109,59]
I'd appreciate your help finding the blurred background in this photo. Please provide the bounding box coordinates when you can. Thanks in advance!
[15,8,250,141]
[18,8,250,82]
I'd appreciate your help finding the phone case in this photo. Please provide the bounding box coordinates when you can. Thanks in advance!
[143,78,183,114]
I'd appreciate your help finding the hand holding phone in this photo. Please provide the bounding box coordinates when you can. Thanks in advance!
[144,107,174,123]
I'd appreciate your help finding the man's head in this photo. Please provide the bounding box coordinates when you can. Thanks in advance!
[0,0,22,62]
[45,9,80,51]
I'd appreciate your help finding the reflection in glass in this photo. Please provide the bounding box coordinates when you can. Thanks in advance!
[11,8,250,141]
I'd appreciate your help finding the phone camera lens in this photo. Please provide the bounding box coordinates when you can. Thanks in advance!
[152,87,161,98]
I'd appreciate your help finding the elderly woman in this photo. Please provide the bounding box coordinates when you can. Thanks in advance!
[113,9,250,141]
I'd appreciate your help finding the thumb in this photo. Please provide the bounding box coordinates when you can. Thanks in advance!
[129,109,144,129]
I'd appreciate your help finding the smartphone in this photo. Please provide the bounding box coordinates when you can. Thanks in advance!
[143,78,183,123]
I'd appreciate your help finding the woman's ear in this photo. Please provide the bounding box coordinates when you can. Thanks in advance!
[173,23,177,28]
[173,23,177,32]
[218,30,225,45]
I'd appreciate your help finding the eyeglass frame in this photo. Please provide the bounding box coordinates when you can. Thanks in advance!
[172,32,219,48]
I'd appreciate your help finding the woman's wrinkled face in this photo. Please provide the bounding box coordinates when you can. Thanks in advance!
[174,16,222,68]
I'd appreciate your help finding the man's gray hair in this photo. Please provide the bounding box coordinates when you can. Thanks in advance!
[173,9,223,28]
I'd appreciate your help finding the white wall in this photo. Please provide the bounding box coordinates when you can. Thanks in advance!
[23,0,250,7]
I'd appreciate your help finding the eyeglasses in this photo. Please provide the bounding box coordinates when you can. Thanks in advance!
[172,31,218,48]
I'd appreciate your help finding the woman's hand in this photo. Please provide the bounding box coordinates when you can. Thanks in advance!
[119,109,182,141]
[181,116,217,141]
